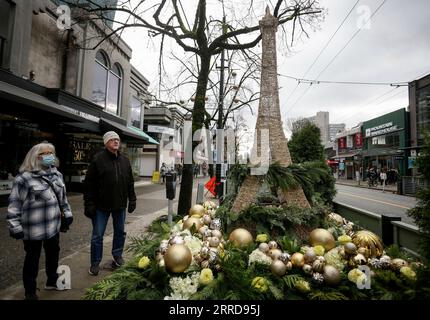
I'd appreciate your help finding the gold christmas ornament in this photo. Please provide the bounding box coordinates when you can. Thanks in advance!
[344,242,357,256]
[271,260,287,276]
[312,257,326,273]
[285,261,293,271]
[268,248,282,260]
[329,212,344,225]
[268,241,278,249]
[291,253,305,268]
[352,230,383,258]
[259,243,270,253]
[309,229,336,251]
[209,237,220,248]
[189,204,206,217]
[323,265,341,286]
[303,264,313,275]
[357,247,371,259]
[391,258,408,270]
[211,230,222,239]
[199,226,208,235]
[304,248,317,263]
[182,216,203,231]
[228,228,253,248]
[164,244,192,273]
[201,260,210,269]
[203,215,212,225]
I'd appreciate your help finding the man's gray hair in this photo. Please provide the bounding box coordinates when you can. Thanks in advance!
[19,142,59,173]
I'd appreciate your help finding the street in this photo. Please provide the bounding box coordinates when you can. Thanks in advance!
[0,178,208,291]
[334,184,417,225]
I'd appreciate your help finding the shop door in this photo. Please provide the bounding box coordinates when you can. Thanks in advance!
[140,153,156,177]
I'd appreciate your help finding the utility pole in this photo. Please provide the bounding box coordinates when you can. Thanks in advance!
[216,15,226,199]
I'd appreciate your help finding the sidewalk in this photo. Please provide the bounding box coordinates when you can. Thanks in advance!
[0,178,217,300]
[335,178,398,193]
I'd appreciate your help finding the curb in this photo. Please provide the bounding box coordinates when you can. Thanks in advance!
[335,182,400,194]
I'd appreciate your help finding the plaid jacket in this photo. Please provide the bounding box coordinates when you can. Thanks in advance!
[7,168,73,240]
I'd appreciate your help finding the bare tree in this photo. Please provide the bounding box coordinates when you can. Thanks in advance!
[64,0,323,215]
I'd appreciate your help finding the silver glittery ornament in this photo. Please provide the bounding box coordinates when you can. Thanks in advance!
[368,258,382,269]
[210,218,222,230]
[312,272,324,284]
[279,252,291,263]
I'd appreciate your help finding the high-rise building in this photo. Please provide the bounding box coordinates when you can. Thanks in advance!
[292,111,330,145]
[409,73,430,147]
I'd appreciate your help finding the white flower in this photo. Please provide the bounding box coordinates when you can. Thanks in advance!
[184,235,203,256]
[166,272,200,300]
[249,249,272,266]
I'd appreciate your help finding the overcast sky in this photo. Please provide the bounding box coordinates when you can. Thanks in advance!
[118,0,430,139]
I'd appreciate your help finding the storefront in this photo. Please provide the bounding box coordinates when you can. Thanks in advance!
[0,70,155,204]
[331,125,363,180]
[361,108,409,180]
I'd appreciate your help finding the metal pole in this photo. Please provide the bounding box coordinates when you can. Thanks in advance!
[216,15,226,198]
[168,199,173,226]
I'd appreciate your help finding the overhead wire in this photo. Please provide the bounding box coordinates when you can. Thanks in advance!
[282,0,361,107]
[284,0,388,115]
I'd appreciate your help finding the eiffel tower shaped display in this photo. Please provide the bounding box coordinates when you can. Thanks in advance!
[231,7,310,213]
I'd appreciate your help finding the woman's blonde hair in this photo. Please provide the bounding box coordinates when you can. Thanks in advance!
[19,142,59,173]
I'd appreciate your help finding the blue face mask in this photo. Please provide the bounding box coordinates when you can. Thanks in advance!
[41,154,56,167]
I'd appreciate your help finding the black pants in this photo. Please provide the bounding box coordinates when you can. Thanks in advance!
[23,233,60,295]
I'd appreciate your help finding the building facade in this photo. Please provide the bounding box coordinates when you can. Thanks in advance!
[141,106,185,177]
[408,73,430,149]
[361,108,409,177]
[332,124,363,180]
[329,123,346,142]
[0,0,156,202]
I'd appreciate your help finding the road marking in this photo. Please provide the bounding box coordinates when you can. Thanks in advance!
[337,192,412,209]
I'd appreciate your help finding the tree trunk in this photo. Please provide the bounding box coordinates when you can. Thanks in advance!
[177,54,211,216]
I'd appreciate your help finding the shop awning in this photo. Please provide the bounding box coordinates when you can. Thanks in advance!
[100,117,159,145]
[126,125,159,145]
[331,152,359,159]
[0,80,90,123]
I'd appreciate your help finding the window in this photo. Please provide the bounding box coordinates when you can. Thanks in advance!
[0,0,14,69]
[417,85,430,143]
[130,96,142,129]
[91,51,122,115]
[370,133,400,148]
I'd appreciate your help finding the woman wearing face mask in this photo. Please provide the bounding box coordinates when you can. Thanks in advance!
[6,142,73,300]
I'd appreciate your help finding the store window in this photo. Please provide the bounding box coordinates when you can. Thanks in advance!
[0,0,14,69]
[370,133,400,148]
[417,85,430,143]
[91,50,122,115]
[130,96,142,129]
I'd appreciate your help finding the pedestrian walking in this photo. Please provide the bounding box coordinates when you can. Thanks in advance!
[176,163,183,183]
[83,131,137,276]
[380,169,387,192]
[6,142,73,300]
[160,163,167,184]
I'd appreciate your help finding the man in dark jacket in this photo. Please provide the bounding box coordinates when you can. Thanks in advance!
[84,131,137,276]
